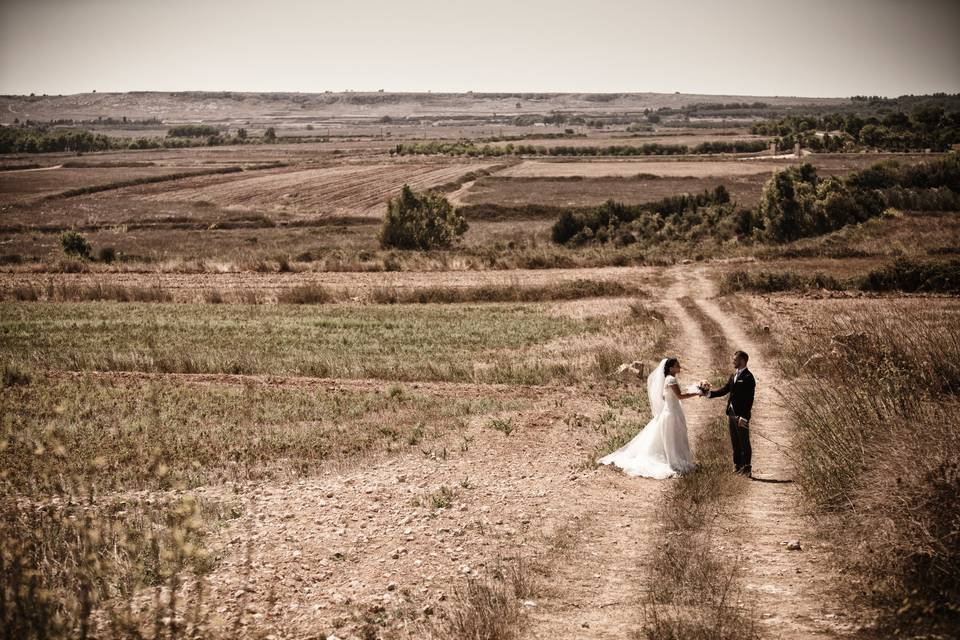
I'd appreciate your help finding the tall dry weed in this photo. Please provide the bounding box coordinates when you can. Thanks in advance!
[778,305,960,633]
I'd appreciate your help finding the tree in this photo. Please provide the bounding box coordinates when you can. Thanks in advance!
[859,124,888,148]
[758,168,805,242]
[60,231,91,259]
[379,185,468,250]
[263,127,276,141]
[911,104,945,134]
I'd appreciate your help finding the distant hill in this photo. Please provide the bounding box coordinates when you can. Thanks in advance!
[0,91,854,125]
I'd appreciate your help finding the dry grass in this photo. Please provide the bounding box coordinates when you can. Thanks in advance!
[369,279,645,305]
[2,376,509,492]
[10,281,174,302]
[717,270,847,294]
[773,303,960,635]
[429,562,530,640]
[1,451,240,638]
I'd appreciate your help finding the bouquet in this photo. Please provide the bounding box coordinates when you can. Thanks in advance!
[686,380,712,396]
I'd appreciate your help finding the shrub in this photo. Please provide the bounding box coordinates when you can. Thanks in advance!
[861,258,960,293]
[60,231,91,259]
[379,185,468,250]
[276,284,335,304]
[166,124,219,138]
[2,364,31,387]
[97,246,116,263]
[719,270,846,293]
[550,188,737,247]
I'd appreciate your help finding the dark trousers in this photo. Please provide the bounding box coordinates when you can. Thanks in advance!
[727,415,752,471]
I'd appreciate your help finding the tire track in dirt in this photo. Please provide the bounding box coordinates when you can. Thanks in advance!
[682,267,852,638]
[523,271,718,638]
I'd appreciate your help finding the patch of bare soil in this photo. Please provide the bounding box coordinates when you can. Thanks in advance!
[117,377,655,639]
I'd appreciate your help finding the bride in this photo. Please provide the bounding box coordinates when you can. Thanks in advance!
[598,357,700,479]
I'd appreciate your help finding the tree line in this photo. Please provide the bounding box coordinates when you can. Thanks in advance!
[752,105,960,152]
[548,153,960,248]
[391,140,769,158]
[0,125,284,154]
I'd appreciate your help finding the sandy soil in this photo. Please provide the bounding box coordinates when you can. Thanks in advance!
[491,152,943,180]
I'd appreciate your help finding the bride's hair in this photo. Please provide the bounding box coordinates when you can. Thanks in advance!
[663,358,678,375]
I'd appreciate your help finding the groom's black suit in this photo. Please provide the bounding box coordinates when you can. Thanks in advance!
[709,368,756,473]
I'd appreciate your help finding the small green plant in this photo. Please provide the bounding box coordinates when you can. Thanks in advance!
[430,485,459,509]
[487,417,515,436]
[60,231,91,259]
[407,423,425,446]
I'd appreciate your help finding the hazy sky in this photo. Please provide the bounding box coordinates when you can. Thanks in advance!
[1,0,958,97]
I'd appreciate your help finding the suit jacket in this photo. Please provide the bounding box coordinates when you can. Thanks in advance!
[709,368,756,421]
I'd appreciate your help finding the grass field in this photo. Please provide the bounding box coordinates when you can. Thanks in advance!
[0,299,655,383]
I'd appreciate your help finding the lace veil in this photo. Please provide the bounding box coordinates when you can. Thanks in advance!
[647,358,668,419]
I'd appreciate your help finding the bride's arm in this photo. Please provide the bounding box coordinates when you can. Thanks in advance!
[669,384,701,400]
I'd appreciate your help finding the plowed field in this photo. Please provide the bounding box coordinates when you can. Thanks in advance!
[127,162,500,215]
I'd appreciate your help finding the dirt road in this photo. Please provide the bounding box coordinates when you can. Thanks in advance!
[689,270,852,638]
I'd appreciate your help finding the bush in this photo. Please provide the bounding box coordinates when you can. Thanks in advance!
[551,188,737,247]
[276,284,335,304]
[719,270,846,293]
[166,124,219,138]
[97,246,116,263]
[59,231,91,259]
[379,185,468,250]
[861,258,960,293]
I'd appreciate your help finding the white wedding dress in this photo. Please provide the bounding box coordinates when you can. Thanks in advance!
[598,359,696,479]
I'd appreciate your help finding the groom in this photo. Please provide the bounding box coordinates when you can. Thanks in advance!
[704,350,756,476]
